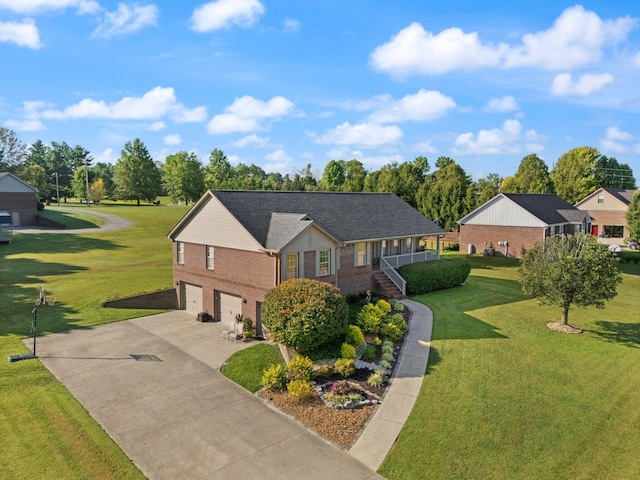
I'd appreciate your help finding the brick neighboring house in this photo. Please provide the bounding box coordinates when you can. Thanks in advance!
[458,193,591,258]
[574,188,638,241]
[167,190,445,334]
[0,172,38,226]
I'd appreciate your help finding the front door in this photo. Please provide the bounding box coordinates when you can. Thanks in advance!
[592,225,599,237]
[372,241,382,270]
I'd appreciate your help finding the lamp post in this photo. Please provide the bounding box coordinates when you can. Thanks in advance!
[53,172,59,206]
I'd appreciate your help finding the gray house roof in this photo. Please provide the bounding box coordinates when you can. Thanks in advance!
[603,188,636,205]
[458,193,589,227]
[504,194,587,225]
[169,190,445,248]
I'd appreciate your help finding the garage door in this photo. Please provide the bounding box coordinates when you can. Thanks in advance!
[218,292,242,329]
[184,284,203,313]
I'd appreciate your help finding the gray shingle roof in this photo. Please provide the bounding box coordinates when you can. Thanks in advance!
[503,194,585,225]
[603,188,637,205]
[211,190,444,246]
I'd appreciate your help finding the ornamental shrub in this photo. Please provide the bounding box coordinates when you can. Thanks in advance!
[399,258,471,295]
[340,342,357,359]
[376,299,392,314]
[356,303,384,334]
[367,369,386,387]
[334,358,355,378]
[262,278,349,351]
[361,344,377,362]
[261,364,288,391]
[287,355,314,382]
[287,380,314,402]
[345,325,365,347]
[380,313,407,342]
[314,364,334,380]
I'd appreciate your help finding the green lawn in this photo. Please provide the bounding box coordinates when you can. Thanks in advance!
[380,256,640,480]
[0,203,189,479]
[221,343,285,392]
[37,207,105,229]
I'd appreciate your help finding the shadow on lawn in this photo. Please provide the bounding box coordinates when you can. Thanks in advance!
[0,235,123,338]
[590,321,640,348]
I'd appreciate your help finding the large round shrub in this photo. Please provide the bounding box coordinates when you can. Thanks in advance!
[262,278,349,352]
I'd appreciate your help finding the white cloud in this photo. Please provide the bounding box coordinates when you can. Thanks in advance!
[366,89,456,123]
[283,18,300,33]
[163,134,181,145]
[207,95,294,134]
[550,73,614,96]
[38,86,205,121]
[191,0,264,32]
[264,149,292,173]
[483,96,519,112]
[453,119,544,155]
[315,122,403,147]
[370,23,505,76]
[504,5,636,70]
[413,140,438,154]
[370,6,636,77]
[0,0,100,14]
[5,118,45,131]
[233,134,270,147]
[172,106,207,123]
[148,121,166,131]
[633,52,640,68]
[0,19,42,49]
[355,153,405,168]
[600,126,635,153]
[93,148,117,164]
[92,3,159,39]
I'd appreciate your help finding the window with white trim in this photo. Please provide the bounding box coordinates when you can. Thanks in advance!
[286,253,298,279]
[355,242,367,266]
[404,238,412,254]
[597,194,604,203]
[393,239,401,255]
[177,242,184,264]
[206,246,214,270]
[319,249,330,276]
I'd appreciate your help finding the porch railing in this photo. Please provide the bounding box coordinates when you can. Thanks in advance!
[380,249,439,296]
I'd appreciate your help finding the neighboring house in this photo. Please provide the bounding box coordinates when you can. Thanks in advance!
[0,172,38,226]
[574,188,638,240]
[167,190,445,334]
[458,193,591,258]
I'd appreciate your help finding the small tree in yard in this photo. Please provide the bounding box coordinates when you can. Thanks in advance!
[626,191,640,240]
[262,278,348,352]
[519,233,622,330]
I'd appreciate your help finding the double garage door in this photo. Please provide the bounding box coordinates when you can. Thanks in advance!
[183,283,242,329]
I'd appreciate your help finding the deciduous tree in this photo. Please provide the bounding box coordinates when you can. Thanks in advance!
[321,160,345,191]
[596,156,636,189]
[550,147,600,204]
[114,139,161,205]
[519,233,621,328]
[503,154,553,193]
[204,149,236,189]
[0,127,26,172]
[163,151,204,204]
[626,191,640,240]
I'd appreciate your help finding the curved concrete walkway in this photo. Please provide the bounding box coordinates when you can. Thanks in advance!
[24,301,433,478]
[349,299,433,470]
[13,206,132,234]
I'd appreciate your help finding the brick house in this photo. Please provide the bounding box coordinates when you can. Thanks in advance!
[574,188,638,241]
[0,172,38,226]
[167,190,444,334]
[458,193,591,258]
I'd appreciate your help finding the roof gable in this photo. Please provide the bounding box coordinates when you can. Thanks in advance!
[0,172,38,193]
[574,187,637,209]
[459,193,586,227]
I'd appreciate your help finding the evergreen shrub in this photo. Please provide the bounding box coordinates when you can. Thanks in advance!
[399,258,471,295]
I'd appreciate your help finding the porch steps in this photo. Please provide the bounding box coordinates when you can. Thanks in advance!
[372,271,406,300]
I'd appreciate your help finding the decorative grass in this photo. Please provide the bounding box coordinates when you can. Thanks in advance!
[220,343,285,393]
[379,255,640,480]
[0,203,189,479]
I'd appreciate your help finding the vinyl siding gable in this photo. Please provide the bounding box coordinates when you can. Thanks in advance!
[173,195,263,252]
[461,196,547,227]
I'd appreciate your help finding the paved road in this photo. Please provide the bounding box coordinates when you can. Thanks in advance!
[28,311,385,480]
[14,207,132,234]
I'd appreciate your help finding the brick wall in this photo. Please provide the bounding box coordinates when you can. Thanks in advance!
[0,192,37,225]
[172,242,277,322]
[460,224,546,258]
[587,210,629,238]
[337,244,373,295]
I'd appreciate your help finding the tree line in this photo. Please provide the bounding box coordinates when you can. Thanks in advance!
[0,127,636,229]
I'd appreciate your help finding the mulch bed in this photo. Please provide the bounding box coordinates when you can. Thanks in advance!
[257,301,410,449]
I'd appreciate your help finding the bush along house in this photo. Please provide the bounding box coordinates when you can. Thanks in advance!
[167,190,445,335]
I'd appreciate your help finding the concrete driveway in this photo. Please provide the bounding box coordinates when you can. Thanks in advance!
[29,311,383,480]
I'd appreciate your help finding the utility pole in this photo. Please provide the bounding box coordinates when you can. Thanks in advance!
[85,157,90,206]
[53,172,59,206]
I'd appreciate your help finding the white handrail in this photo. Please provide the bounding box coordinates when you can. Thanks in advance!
[381,256,407,296]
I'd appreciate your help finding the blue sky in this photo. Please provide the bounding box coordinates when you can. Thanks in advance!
[1,1,639,180]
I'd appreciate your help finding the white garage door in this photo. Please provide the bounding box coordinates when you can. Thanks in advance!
[184,284,203,313]
[218,292,242,329]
